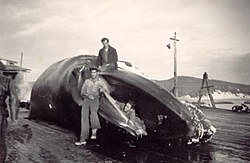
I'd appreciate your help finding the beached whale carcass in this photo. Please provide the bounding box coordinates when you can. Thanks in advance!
[28,55,215,144]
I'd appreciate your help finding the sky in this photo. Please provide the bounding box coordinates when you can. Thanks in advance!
[0,0,250,84]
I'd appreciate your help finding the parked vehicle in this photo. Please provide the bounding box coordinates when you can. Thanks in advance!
[232,104,250,113]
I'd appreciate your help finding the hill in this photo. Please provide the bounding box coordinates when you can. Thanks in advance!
[155,76,250,98]
[23,77,250,100]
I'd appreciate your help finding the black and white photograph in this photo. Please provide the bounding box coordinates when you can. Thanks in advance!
[0,0,249,162]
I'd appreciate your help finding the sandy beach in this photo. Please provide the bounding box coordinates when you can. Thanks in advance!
[4,105,250,163]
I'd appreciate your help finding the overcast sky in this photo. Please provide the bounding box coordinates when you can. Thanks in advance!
[0,0,250,84]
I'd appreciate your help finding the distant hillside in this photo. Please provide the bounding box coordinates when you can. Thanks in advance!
[25,77,250,100]
[155,76,250,98]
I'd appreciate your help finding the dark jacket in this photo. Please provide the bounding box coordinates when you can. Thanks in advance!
[0,74,10,116]
[97,46,118,69]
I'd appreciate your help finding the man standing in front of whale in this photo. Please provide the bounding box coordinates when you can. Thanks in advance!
[75,67,110,146]
[97,37,118,71]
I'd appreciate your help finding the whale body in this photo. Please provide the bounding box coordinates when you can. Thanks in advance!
[29,55,214,143]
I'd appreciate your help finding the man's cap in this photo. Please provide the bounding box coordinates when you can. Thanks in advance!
[89,67,99,72]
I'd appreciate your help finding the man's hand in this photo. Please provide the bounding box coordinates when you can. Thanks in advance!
[136,129,143,138]
[88,95,94,100]
[99,88,106,93]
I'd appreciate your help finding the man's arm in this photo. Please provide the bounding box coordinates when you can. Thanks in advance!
[110,48,118,65]
[108,48,118,69]
[128,110,136,123]
[7,79,11,108]
[80,79,89,97]
[97,50,102,67]
[99,78,110,94]
[8,79,19,123]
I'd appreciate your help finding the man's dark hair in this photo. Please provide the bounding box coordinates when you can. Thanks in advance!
[101,37,109,43]
[126,100,135,108]
[89,67,99,72]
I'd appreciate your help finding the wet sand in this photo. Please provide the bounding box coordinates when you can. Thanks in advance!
[5,108,250,163]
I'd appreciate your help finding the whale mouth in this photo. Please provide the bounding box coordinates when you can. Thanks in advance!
[98,69,216,143]
[98,92,147,137]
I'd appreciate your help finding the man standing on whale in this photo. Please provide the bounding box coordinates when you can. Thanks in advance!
[75,67,110,146]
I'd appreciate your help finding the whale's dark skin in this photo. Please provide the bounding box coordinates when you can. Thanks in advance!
[29,55,201,142]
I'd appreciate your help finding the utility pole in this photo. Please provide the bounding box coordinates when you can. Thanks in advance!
[20,52,24,83]
[170,32,179,97]
[20,52,23,67]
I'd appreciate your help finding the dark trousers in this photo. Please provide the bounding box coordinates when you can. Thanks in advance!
[80,98,101,141]
[0,114,7,163]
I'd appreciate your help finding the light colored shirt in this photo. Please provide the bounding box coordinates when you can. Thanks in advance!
[81,77,109,99]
